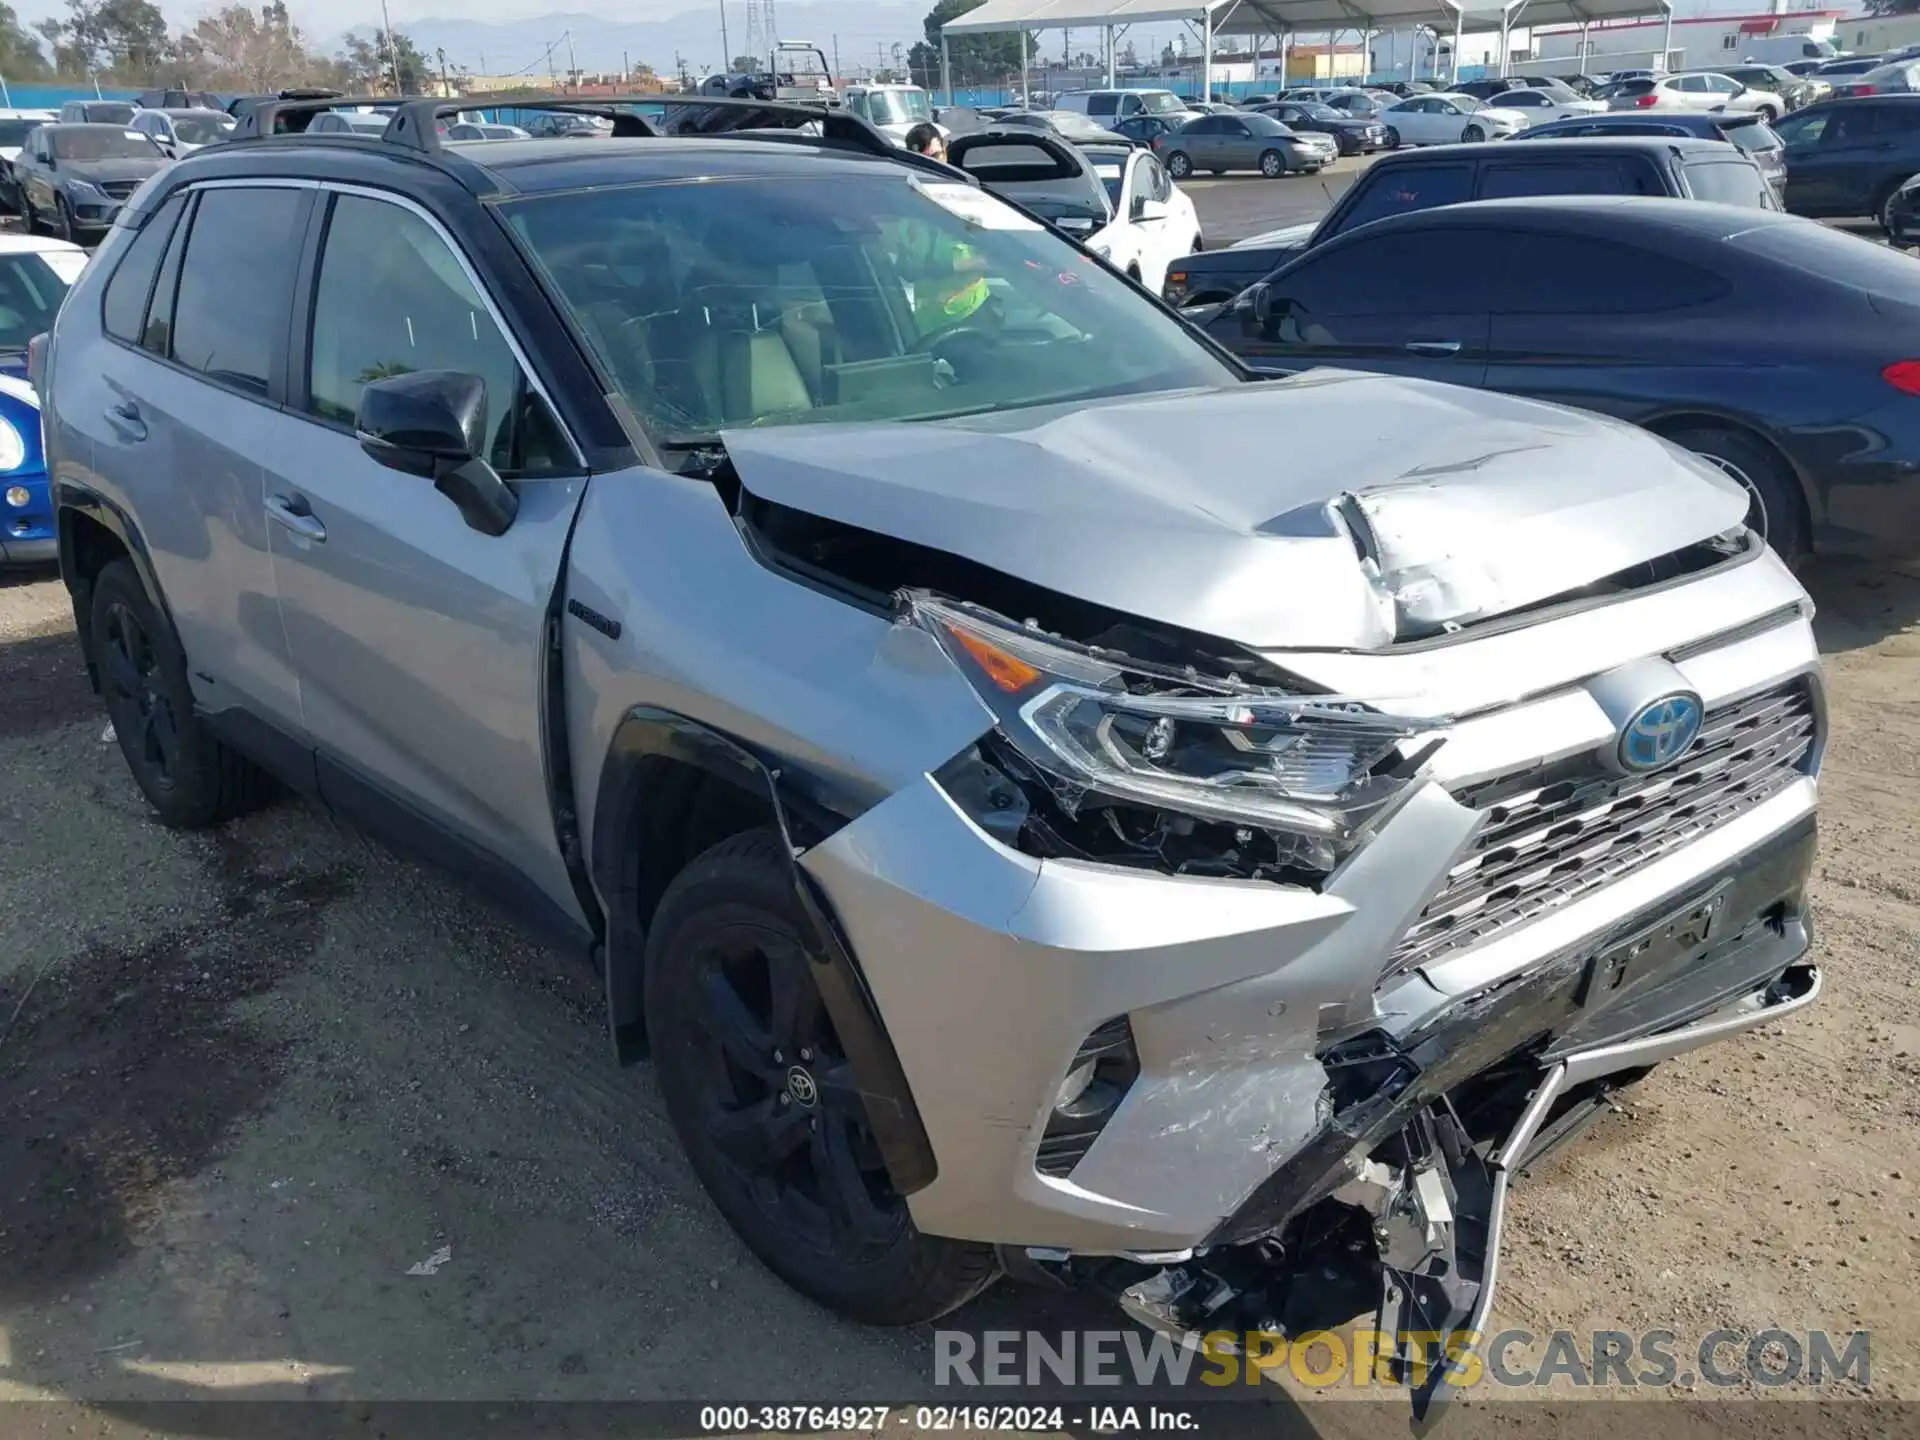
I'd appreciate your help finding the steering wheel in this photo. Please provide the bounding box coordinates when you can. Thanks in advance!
[907,321,998,365]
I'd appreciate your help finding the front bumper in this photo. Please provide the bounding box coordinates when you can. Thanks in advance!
[1,470,53,565]
[803,557,1823,1255]
[64,190,123,230]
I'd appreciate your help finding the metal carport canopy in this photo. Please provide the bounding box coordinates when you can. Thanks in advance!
[938,0,1670,38]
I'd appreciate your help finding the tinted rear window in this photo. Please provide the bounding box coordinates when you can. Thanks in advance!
[1478,159,1654,198]
[1330,163,1473,236]
[168,186,306,396]
[1612,79,1656,96]
[1725,121,1780,153]
[1503,233,1732,313]
[1683,159,1774,207]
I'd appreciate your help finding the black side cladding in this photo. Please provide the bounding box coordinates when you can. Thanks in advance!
[589,708,938,1196]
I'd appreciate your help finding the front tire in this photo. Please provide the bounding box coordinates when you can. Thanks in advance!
[1166,150,1192,179]
[1663,425,1807,561]
[1462,123,1486,142]
[645,827,1001,1325]
[1878,177,1914,237]
[1384,126,1401,148]
[90,560,267,828]
[1259,149,1285,178]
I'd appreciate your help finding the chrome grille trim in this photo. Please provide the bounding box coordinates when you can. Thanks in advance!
[1390,678,1817,975]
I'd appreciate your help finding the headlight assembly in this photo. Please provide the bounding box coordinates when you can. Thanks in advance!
[0,416,25,472]
[905,592,1446,874]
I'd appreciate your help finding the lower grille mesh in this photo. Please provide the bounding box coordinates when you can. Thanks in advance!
[1390,679,1817,974]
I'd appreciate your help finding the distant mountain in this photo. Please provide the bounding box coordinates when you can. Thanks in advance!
[371,2,930,81]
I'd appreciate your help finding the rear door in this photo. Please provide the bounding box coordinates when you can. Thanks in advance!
[1778,102,1904,215]
[1482,228,1736,420]
[79,181,312,740]
[1210,225,1502,386]
[262,185,589,924]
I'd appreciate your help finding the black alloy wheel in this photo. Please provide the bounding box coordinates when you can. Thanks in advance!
[98,592,180,796]
[646,828,1000,1324]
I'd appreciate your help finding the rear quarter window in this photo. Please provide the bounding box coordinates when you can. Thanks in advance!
[1683,158,1775,207]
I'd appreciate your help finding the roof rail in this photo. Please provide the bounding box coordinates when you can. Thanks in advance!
[227,91,970,182]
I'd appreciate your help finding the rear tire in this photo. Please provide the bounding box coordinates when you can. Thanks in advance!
[1166,150,1192,179]
[89,560,268,829]
[1259,149,1284,177]
[1662,424,1807,561]
[645,827,1001,1325]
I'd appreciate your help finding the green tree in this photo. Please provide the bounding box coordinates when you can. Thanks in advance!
[0,2,51,78]
[911,0,1029,87]
[36,0,170,79]
[730,52,761,71]
[172,3,319,90]
[339,26,428,93]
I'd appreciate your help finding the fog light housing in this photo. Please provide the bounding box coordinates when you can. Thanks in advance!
[4,485,28,508]
[1036,1016,1140,1178]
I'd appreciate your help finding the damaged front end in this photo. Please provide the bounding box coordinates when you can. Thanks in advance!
[1100,833,1819,1428]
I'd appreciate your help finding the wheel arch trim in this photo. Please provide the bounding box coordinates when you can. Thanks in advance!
[590,706,939,1196]
[55,481,175,688]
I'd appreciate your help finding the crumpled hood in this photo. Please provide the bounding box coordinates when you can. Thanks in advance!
[1232,220,1315,250]
[722,372,1750,652]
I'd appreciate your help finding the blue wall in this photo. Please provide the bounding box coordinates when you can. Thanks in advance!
[937,68,1498,107]
[0,82,139,109]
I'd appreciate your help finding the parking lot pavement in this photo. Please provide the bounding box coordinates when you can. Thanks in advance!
[1184,154,1382,247]
[0,555,1917,1430]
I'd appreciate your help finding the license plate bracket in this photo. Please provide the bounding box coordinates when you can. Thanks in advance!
[1575,878,1734,1009]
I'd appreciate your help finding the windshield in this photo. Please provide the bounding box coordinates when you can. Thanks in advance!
[868,90,932,125]
[0,119,42,147]
[51,127,157,160]
[504,175,1229,442]
[172,113,233,144]
[0,251,70,349]
[1138,91,1185,115]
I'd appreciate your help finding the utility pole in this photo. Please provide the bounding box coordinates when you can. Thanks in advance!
[378,0,403,93]
[623,48,630,82]
[720,1,729,67]
[566,30,578,88]
[546,36,558,88]
[832,33,840,80]
[437,46,452,95]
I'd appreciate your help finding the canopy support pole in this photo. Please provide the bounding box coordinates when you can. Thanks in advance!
[1577,20,1589,74]
[1020,26,1030,105]
[1105,23,1115,85]
[941,30,952,104]
[1451,9,1462,84]
[1498,11,1511,75]
[1201,4,1213,103]
[1659,2,1673,73]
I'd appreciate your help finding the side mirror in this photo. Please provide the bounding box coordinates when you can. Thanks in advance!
[355,370,518,537]
[1247,281,1276,328]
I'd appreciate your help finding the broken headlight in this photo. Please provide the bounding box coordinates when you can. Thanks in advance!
[906,593,1445,873]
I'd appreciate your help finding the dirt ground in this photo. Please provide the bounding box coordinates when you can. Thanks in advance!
[0,554,1916,1439]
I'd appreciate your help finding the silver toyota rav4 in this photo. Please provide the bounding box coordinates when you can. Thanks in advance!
[38,97,1821,1418]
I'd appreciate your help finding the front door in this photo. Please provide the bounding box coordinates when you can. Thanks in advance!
[1210,225,1500,388]
[262,186,591,924]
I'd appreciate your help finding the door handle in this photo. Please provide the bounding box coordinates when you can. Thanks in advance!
[1405,339,1463,356]
[104,399,146,442]
[265,493,327,543]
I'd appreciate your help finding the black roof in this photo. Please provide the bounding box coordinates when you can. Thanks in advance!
[1371,134,1743,164]
[1352,193,1803,237]
[127,93,965,218]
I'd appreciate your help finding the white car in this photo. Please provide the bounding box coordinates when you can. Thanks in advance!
[1078,142,1201,291]
[950,132,1200,295]
[1608,72,1786,119]
[1491,87,1607,123]
[1381,92,1531,145]
[128,107,236,157]
[0,230,88,285]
